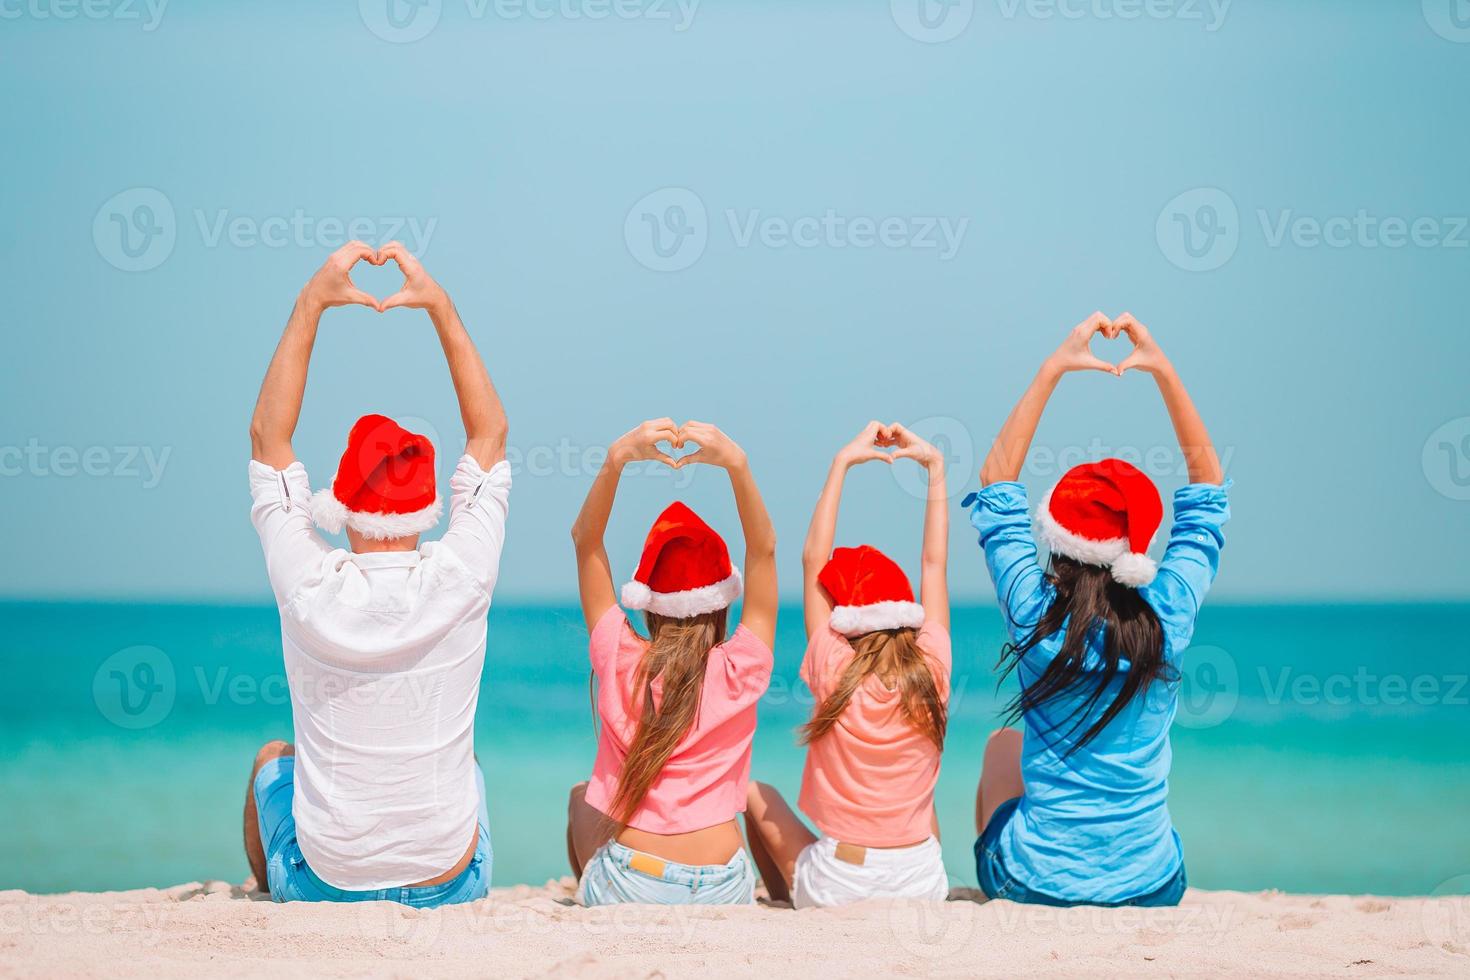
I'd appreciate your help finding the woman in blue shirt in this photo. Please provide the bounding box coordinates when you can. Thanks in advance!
[968,311,1230,907]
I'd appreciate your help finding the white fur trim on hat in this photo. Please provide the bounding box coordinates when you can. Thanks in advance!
[1109,552,1159,588]
[829,600,926,637]
[310,488,351,534]
[310,488,442,541]
[1032,486,1129,567]
[621,569,743,619]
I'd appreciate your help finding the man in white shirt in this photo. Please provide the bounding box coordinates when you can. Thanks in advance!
[243,242,510,906]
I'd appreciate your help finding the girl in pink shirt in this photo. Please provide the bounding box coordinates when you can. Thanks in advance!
[565,419,778,906]
[744,422,952,908]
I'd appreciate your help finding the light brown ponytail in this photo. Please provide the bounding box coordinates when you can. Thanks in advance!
[607,609,728,825]
[801,628,946,750]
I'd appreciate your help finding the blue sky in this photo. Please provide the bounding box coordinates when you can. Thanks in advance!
[3,0,1468,602]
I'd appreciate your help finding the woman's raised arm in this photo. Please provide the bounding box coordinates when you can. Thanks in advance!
[1114,313,1224,486]
[979,311,1119,486]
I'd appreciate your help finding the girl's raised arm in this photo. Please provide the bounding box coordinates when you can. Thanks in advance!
[889,424,950,630]
[1114,313,1225,486]
[979,311,1118,486]
[678,421,778,650]
[801,422,892,638]
[571,419,682,631]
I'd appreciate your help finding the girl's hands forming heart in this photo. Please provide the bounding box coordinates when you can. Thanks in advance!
[611,418,683,468]
[884,422,944,471]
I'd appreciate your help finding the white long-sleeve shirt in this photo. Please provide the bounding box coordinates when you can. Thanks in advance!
[248,453,511,890]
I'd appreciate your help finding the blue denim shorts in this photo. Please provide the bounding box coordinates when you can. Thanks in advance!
[974,797,1186,908]
[577,840,756,906]
[253,755,491,907]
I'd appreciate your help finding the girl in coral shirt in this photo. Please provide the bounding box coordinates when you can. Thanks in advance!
[744,421,952,908]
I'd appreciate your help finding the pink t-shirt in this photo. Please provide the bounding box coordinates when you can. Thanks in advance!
[798,623,952,846]
[585,605,773,834]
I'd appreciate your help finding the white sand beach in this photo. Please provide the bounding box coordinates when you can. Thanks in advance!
[3,881,1467,978]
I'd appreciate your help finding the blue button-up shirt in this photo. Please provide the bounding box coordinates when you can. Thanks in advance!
[966,479,1231,902]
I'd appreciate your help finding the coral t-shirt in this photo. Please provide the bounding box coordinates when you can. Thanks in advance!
[585,605,773,834]
[798,623,952,846]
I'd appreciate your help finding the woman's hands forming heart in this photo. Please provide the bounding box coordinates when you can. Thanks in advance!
[1112,312,1170,376]
[1049,311,1124,376]
[298,241,448,316]
[1048,310,1168,376]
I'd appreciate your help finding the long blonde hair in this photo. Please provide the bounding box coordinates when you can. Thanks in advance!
[801,627,946,750]
[606,609,728,825]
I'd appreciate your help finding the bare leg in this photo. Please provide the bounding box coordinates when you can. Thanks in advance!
[744,810,785,902]
[742,782,817,905]
[566,781,616,880]
[976,727,1024,834]
[244,740,294,893]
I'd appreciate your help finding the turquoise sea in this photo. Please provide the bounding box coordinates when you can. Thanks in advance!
[3,601,1468,897]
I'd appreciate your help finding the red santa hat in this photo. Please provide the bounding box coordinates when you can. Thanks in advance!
[1034,458,1163,587]
[621,501,742,619]
[818,545,926,636]
[310,414,442,540]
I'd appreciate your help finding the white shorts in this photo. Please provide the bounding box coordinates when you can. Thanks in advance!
[792,835,949,910]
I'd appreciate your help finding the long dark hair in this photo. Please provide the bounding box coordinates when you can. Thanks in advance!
[999,556,1174,752]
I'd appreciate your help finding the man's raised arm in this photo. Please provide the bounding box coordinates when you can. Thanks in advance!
[377,242,507,469]
[250,242,380,468]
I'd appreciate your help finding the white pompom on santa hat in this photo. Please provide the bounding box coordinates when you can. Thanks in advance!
[818,545,926,637]
[309,414,443,540]
[621,501,742,619]
[1033,458,1163,587]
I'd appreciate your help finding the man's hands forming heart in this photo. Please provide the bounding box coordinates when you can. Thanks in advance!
[299,241,448,316]
[611,419,749,471]
[1047,311,1170,377]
